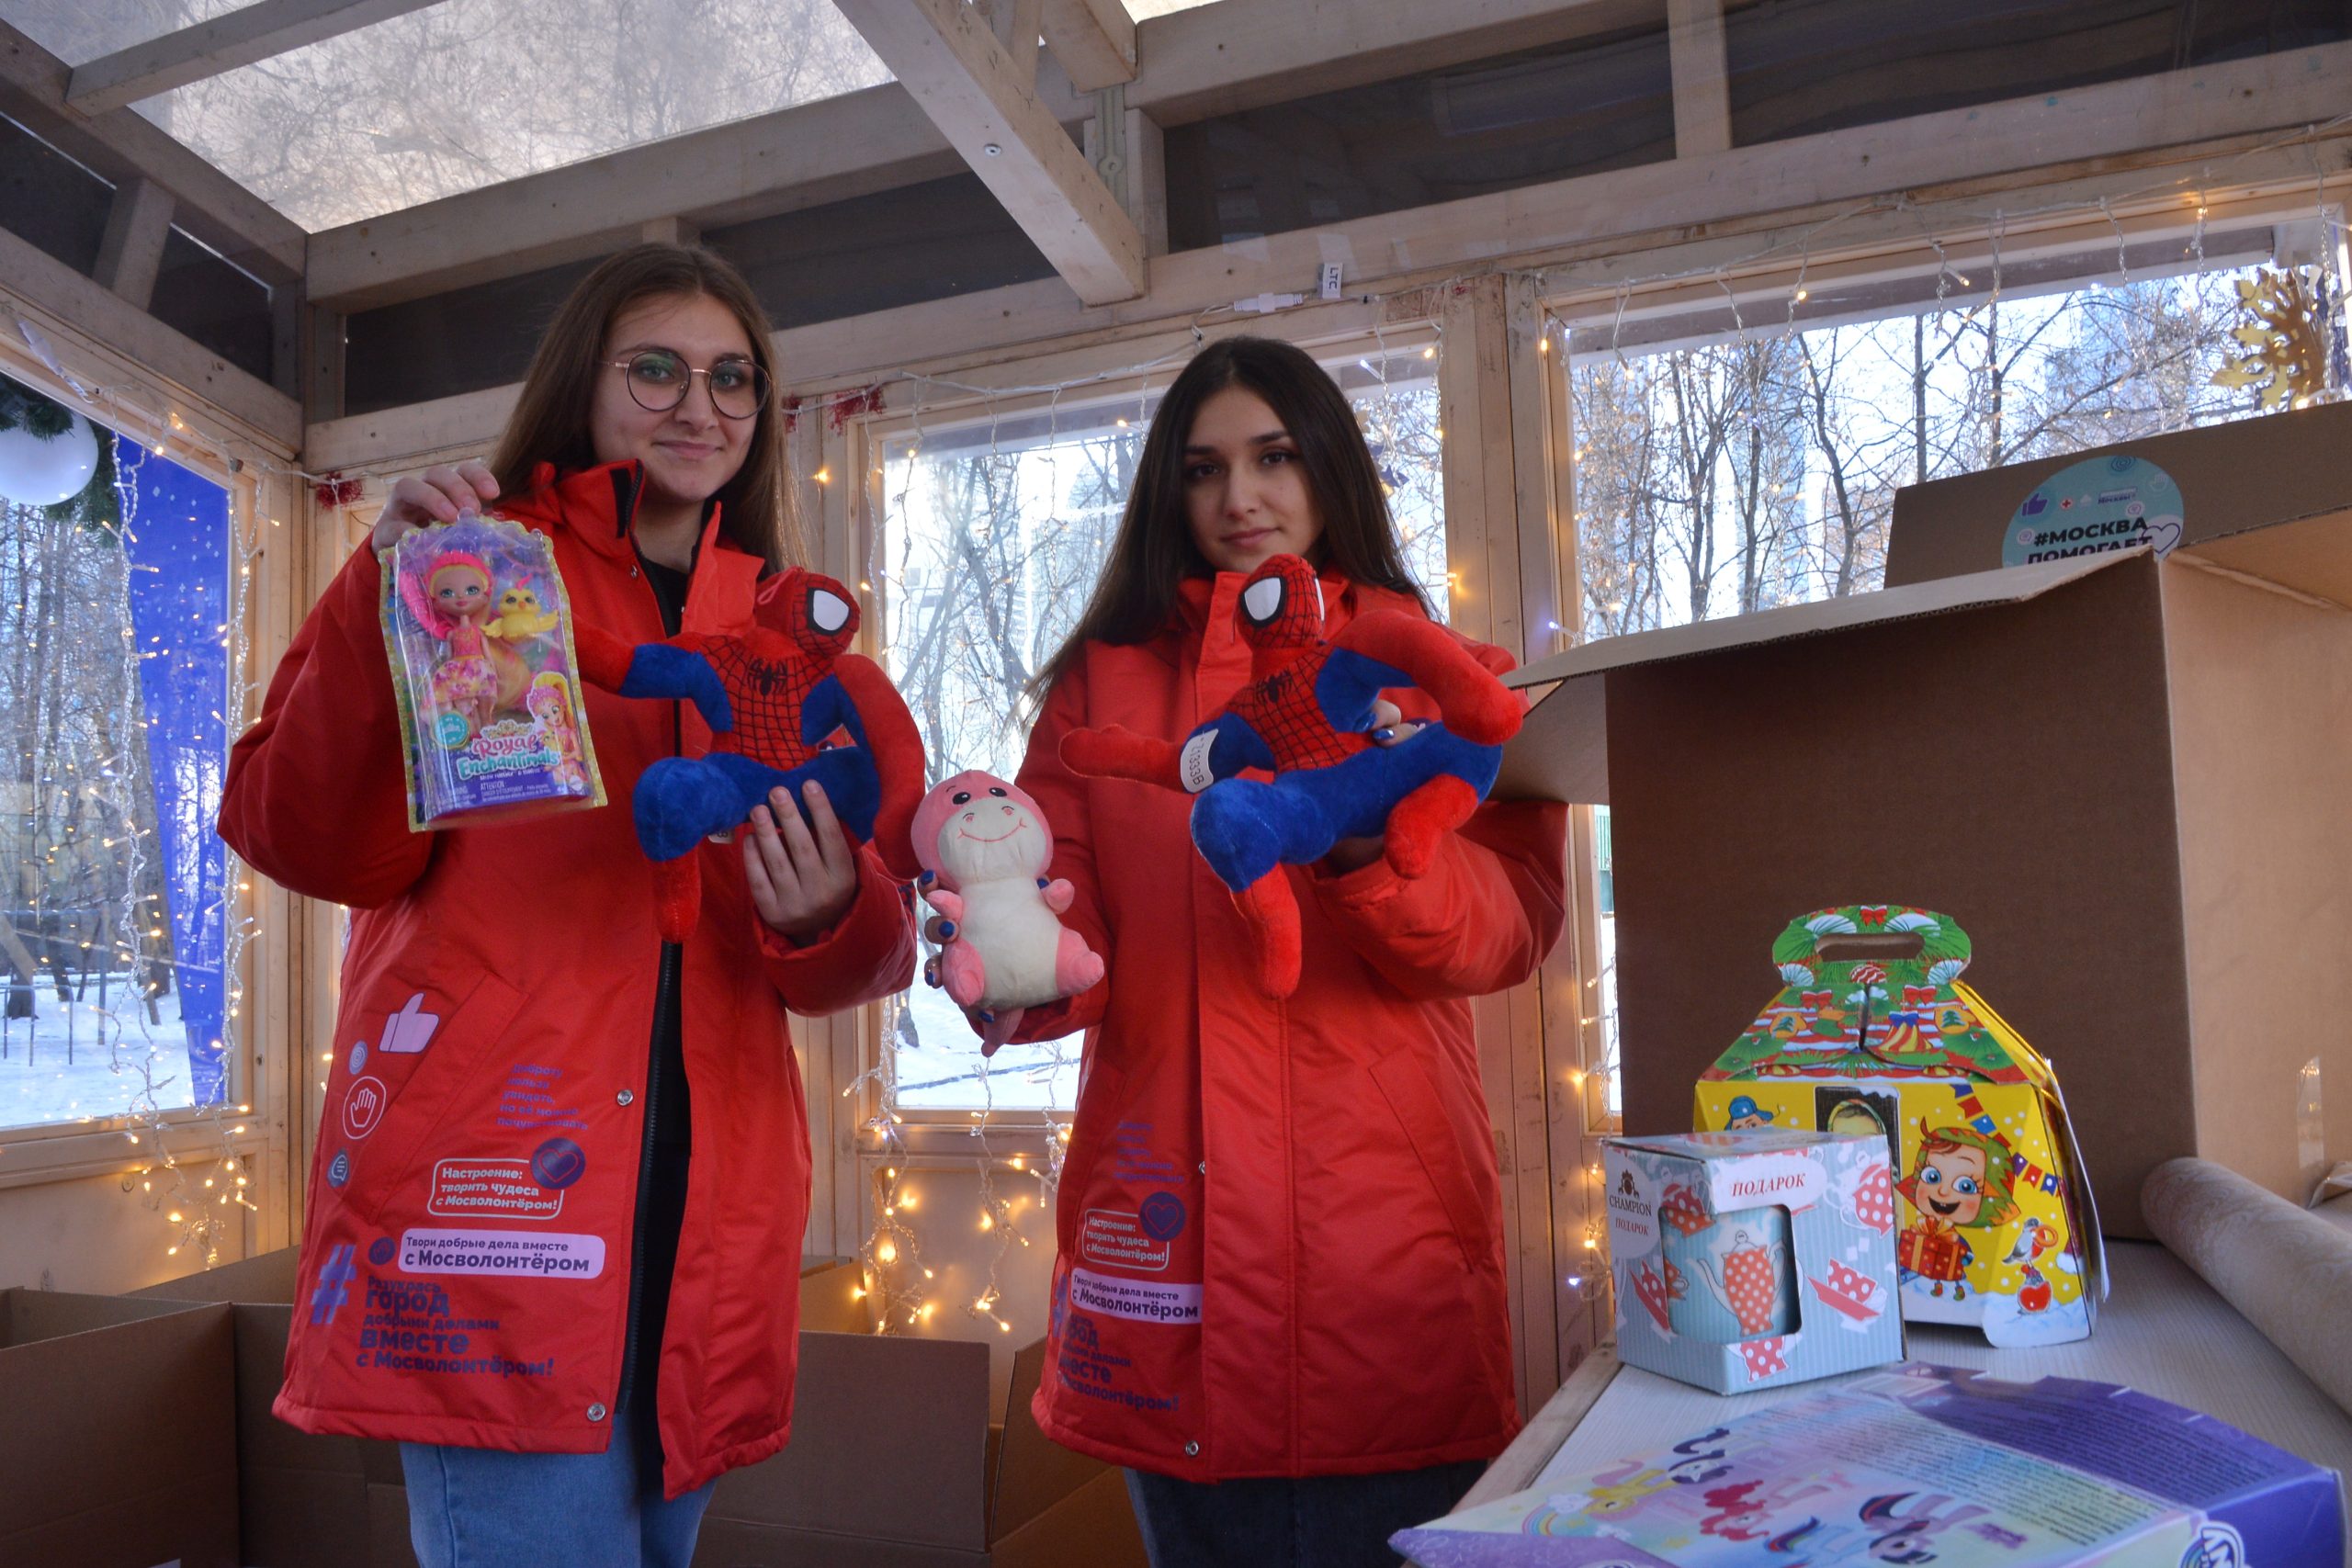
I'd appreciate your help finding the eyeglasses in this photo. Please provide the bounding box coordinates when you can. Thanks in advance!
[607,349,770,420]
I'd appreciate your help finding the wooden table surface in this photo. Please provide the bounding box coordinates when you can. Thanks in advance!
[1463,1240,2352,1512]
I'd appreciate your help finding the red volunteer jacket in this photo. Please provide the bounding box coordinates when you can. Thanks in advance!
[1016,570,1567,1479]
[218,462,914,1494]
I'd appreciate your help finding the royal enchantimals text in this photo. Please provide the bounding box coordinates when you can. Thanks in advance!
[382,517,605,828]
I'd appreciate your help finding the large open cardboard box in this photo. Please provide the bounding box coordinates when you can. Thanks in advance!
[0,1289,240,1568]
[1500,404,2352,1237]
[696,1334,1147,1567]
[109,1249,1135,1566]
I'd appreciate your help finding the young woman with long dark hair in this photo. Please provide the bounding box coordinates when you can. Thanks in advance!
[220,245,915,1568]
[987,335,1566,1566]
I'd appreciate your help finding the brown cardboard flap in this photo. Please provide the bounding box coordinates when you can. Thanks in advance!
[1497,552,2128,805]
[1,1287,207,1343]
[988,1340,1105,1544]
[2177,508,2352,610]
[1886,399,2352,588]
[130,1245,300,1303]
[0,1298,239,1568]
[798,1256,873,1337]
[989,1468,1150,1568]
[2160,553,2352,1209]
[708,1334,991,1550]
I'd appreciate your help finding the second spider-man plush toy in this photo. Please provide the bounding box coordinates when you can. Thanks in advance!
[576,567,924,940]
[1060,553,1522,996]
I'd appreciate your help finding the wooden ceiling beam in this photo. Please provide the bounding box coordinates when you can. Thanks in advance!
[1666,0,1731,156]
[302,37,2352,468]
[303,0,1638,310]
[0,22,305,285]
[1041,0,1137,93]
[832,0,1145,305]
[67,0,446,117]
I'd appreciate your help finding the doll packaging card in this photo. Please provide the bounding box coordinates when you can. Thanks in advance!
[1602,1128,1904,1396]
[1694,907,2104,1348]
[381,515,605,829]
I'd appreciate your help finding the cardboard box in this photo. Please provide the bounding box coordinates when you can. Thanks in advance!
[0,1290,240,1568]
[1498,417,2352,1236]
[1601,1129,1904,1393]
[120,1250,879,1568]
[695,1335,1148,1567]
[1692,904,2103,1346]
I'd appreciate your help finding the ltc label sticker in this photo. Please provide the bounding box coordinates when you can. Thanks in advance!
[1081,1208,1170,1271]
[1069,1267,1200,1324]
[1179,731,1217,794]
[2004,455,2183,566]
[399,1228,605,1280]
[428,1157,563,1221]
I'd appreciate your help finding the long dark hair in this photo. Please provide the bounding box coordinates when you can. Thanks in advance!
[489,243,805,569]
[1030,336,1430,705]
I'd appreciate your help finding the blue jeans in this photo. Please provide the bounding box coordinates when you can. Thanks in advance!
[1125,1460,1487,1568]
[401,1402,716,1568]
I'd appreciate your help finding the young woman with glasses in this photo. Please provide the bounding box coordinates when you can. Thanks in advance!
[963,336,1567,1567]
[220,244,915,1568]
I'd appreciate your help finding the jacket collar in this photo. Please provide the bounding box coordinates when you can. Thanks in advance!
[502,459,758,630]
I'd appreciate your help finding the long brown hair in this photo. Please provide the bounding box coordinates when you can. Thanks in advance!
[1030,335,1430,705]
[490,244,805,568]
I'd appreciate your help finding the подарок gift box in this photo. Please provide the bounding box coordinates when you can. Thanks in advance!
[1693,905,2105,1348]
[1602,1128,1904,1394]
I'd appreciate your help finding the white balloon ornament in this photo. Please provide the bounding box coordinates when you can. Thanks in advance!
[0,412,100,505]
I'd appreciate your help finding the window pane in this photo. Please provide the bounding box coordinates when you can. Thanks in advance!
[1573,258,2344,636]
[1566,249,2350,1101]
[117,0,890,231]
[877,345,1449,1112]
[1,376,233,1131]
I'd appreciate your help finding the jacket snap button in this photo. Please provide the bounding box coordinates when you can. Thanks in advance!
[587,1403,608,1422]
[1197,1162,1207,1176]
[616,1089,635,1107]
[1184,1440,1200,1457]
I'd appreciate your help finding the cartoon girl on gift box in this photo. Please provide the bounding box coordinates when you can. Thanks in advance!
[1894,1124,2019,1300]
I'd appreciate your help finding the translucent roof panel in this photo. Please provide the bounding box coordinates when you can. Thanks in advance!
[0,0,252,68]
[107,0,892,231]
[1124,0,1220,15]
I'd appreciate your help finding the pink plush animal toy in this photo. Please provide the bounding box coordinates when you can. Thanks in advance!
[912,770,1104,1055]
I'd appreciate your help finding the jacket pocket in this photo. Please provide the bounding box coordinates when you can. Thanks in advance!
[1056,1057,1128,1249]
[353,968,528,1228]
[1367,1044,1492,1273]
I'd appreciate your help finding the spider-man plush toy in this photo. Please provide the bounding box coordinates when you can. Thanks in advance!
[576,568,925,941]
[1060,553,1521,997]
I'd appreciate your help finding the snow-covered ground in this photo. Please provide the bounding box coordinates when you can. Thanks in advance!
[893,983,1079,1112]
[0,980,198,1127]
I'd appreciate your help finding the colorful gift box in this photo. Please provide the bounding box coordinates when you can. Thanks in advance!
[1602,1128,1904,1394]
[1694,905,2104,1347]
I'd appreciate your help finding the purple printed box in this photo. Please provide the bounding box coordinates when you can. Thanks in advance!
[1396,1364,2347,1567]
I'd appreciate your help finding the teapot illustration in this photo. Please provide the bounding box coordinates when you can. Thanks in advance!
[1681,1212,1794,1339]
